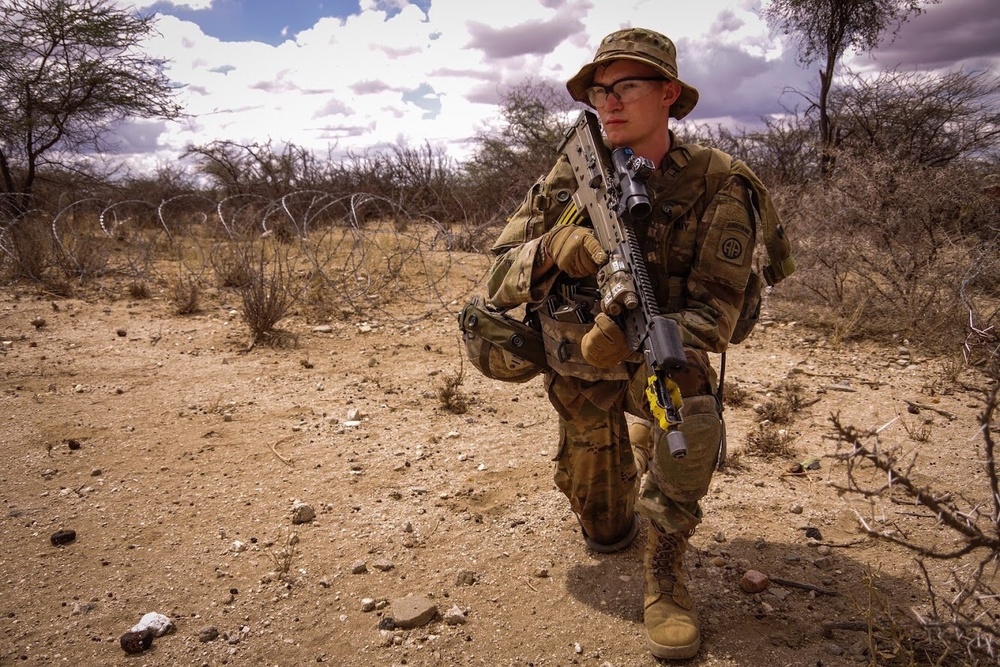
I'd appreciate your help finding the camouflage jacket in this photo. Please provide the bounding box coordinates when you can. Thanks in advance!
[485,131,758,355]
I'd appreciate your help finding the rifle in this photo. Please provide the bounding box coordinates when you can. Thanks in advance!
[557,110,688,459]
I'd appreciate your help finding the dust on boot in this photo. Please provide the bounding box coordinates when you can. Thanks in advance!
[643,521,700,659]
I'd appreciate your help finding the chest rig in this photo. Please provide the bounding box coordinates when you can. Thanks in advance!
[638,144,734,313]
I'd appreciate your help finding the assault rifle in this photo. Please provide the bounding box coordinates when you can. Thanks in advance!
[557,110,688,458]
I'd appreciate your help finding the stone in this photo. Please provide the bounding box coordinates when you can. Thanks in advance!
[442,605,467,626]
[390,594,437,629]
[130,612,175,637]
[198,626,220,643]
[291,500,316,524]
[119,629,153,654]
[740,569,770,594]
[50,529,76,546]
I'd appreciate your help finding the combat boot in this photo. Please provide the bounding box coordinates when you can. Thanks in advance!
[643,522,700,659]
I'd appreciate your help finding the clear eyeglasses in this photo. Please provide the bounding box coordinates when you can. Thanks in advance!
[585,76,667,108]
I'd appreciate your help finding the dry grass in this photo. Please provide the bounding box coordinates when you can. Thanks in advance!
[744,421,796,459]
[437,364,469,414]
[723,380,752,408]
[169,273,200,315]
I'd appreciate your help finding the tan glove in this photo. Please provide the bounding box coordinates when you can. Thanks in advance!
[581,312,632,368]
[542,225,607,278]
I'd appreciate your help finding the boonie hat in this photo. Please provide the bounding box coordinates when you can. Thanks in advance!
[566,28,699,120]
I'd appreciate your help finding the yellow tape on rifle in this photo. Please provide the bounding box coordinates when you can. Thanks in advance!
[554,202,585,228]
[645,375,683,431]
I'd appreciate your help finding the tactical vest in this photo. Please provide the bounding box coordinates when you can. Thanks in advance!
[639,142,795,344]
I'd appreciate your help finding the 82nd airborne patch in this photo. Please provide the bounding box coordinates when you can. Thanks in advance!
[716,220,752,266]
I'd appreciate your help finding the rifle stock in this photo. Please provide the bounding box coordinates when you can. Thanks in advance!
[557,110,689,459]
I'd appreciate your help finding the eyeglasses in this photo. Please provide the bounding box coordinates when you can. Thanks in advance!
[585,76,667,108]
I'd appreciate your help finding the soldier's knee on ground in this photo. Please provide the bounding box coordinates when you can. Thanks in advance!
[650,395,722,503]
[629,419,652,475]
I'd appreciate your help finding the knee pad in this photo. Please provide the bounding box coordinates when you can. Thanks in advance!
[650,395,722,503]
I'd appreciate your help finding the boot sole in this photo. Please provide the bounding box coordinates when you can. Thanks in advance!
[646,633,700,660]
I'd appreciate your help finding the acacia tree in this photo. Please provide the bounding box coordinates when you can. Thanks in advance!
[0,0,182,220]
[762,0,936,173]
[831,67,1000,167]
[465,79,575,216]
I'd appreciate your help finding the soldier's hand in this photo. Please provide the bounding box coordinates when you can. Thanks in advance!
[582,312,631,368]
[542,225,607,278]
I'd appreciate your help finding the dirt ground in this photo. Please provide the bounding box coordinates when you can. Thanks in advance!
[0,252,995,667]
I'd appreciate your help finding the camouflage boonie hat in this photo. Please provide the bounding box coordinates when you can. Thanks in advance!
[567,28,700,120]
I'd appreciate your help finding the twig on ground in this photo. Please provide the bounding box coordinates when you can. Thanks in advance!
[903,400,957,421]
[822,620,870,635]
[771,576,839,596]
[811,538,869,548]
[269,436,294,465]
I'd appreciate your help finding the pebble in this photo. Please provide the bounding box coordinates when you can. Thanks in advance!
[198,626,220,643]
[372,559,394,572]
[291,500,316,524]
[390,594,437,629]
[360,598,376,612]
[130,612,175,637]
[443,605,467,625]
[824,641,846,656]
[71,602,95,615]
[455,570,476,586]
[50,529,77,546]
[740,569,770,593]
[119,629,153,654]
[350,561,367,574]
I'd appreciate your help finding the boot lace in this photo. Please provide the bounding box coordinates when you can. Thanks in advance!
[652,532,682,586]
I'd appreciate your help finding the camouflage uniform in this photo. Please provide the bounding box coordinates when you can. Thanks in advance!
[486,135,756,541]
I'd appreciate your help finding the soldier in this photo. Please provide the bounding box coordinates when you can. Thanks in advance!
[484,28,780,659]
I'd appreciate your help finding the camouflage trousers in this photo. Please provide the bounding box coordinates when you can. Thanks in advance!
[546,348,724,541]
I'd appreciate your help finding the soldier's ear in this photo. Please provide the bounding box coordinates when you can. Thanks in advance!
[662,80,682,107]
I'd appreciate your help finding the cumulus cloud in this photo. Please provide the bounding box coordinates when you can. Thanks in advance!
[862,0,1000,71]
[100,0,998,169]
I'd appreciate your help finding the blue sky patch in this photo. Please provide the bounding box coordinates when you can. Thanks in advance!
[143,0,431,46]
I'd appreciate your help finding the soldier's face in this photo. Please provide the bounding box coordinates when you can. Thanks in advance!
[592,60,677,150]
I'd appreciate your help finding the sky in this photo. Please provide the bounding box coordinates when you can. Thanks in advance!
[109,0,1000,175]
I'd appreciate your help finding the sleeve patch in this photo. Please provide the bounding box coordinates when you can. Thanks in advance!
[716,221,751,266]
